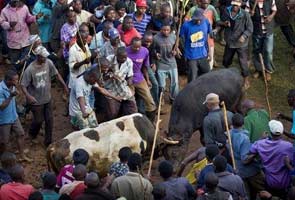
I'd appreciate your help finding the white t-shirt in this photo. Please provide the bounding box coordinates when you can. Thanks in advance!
[69,76,95,117]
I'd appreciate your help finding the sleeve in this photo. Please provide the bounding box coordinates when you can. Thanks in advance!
[0,90,6,105]
[183,178,196,198]
[196,169,206,188]
[203,118,215,145]
[32,3,46,25]
[212,7,220,22]
[249,141,259,154]
[240,136,252,162]
[48,59,58,77]
[207,20,212,34]
[180,23,186,38]
[242,12,253,38]
[20,67,32,87]
[110,181,120,198]
[25,5,36,24]
[127,59,134,78]
[68,47,77,71]
[0,10,10,30]
[75,80,84,98]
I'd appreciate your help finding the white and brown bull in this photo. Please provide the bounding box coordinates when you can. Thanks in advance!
[47,113,178,176]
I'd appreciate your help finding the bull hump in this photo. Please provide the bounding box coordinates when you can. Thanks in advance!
[116,121,125,131]
[83,129,100,141]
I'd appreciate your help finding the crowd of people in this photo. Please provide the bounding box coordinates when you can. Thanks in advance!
[1,0,295,199]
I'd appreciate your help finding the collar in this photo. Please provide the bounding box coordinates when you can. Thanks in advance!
[246,108,256,116]
[126,171,141,177]
[227,6,242,20]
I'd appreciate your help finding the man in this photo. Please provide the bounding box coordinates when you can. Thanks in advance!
[149,3,176,32]
[245,120,294,199]
[241,99,270,143]
[0,70,30,161]
[72,0,92,25]
[0,164,34,200]
[245,0,277,81]
[213,155,247,200]
[230,113,265,199]
[100,55,137,120]
[111,153,153,200]
[197,172,232,200]
[152,22,179,101]
[117,15,141,46]
[180,8,212,82]
[59,164,87,199]
[128,0,151,36]
[127,37,157,121]
[89,20,113,52]
[0,152,17,186]
[21,45,68,147]
[109,147,132,178]
[222,0,253,89]
[158,160,196,200]
[75,172,115,200]
[0,0,41,63]
[101,28,125,57]
[40,172,60,200]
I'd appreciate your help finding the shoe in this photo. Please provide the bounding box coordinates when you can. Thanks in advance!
[266,73,271,81]
[253,72,260,79]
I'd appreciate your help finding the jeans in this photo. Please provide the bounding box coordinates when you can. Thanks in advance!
[29,101,53,146]
[252,34,274,73]
[280,24,295,48]
[0,27,8,56]
[104,97,137,121]
[223,45,250,77]
[187,58,210,82]
[157,68,179,100]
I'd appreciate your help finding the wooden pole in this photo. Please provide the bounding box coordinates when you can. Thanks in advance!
[147,91,164,177]
[259,53,272,118]
[220,101,236,170]
[19,42,35,83]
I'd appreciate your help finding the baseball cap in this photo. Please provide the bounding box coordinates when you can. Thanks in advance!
[203,93,220,104]
[108,28,120,39]
[268,120,284,135]
[136,0,147,7]
[192,8,205,20]
[231,0,242,6]
[33,46,50,58]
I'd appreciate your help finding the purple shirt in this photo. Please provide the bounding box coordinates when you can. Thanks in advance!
[250,138,293,189]
[126,46,150,84]
[60,22,78,59]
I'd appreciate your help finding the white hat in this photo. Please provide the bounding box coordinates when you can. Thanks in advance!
[28,34,41,45]
[203,93,220,104]
[268,120,284,135]
[34,46,50,58]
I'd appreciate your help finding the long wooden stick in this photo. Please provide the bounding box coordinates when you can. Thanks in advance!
[220,101,236,170]
[259,53,272,118]
[19,42,35,83]
[147,91,164,177]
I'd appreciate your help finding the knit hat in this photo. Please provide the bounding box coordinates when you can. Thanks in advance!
[73,149,89,165]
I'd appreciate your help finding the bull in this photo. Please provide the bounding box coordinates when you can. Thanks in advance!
[165,68,244,168]
[47,113,177,176]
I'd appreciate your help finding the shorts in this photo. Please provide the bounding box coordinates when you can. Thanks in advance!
[0,118,25,143]
[70,111,98,130]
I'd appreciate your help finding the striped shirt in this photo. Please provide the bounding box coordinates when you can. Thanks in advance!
[245,0,277,34]
[128,12,151,36]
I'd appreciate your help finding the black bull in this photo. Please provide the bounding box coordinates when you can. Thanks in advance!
[164,68,244,168]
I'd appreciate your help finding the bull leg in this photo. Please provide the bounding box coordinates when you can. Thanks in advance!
[198,128,205,146]
[232,88,245,113]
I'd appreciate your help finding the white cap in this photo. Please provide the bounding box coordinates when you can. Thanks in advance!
[29,34,41,45]
[34,46,50,58]
[203,93,220,104]
[268,120,284,135]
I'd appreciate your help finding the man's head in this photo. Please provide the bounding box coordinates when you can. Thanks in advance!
[158,160,173,179]
[98,57,112,74]
[205,144,219,162]
[104,6,116,21]
[122,16,134,31]
[67,10,77,25]
[269,120,284,138]
[9,164,25,182]
[109,28,120,46]
[73,0,82,13]
[200,0,210,10]
[231,0,242,12]
[103,21,114,37]
[127,153,142,171]
[115,1,127,18]
[204,172,219,190]
[241,99,255,115]
[9,0,21,7]
[0,152,17,169]
[203,93,220,110]
[85,172,100,189]
[136,0,147,15]
[28,191,43,200]
[160,21,171,37]
[213,155,227,173]
[73,164,87,181]
[29,35,42,50]
[116,47,128,64]
[118,147,132,163]
[160,3,171,18]
[192,8,205,24]
[41,172,57,190]
[142,31,153,48]
[4,70,18,87]
[287,89,295,107]
[34,46,50,64]
[232,113,244,128]
[73,148,89,165]
[84,67,100,85]
[57,0,67,5]
[130,37,142,52]
[78,23,90,44]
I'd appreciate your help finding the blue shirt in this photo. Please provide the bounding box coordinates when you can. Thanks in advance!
[180,19,211,60]
[291,110,295,134]
[128,13,151,36]
[230,128,261,178]
[0,81,18,125]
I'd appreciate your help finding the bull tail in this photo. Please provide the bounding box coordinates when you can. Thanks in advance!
[46,145,59,174]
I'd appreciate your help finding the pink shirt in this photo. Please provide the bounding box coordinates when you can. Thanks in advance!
[0,182,35,200]
[56,164,75,188]
[0,4,36,49]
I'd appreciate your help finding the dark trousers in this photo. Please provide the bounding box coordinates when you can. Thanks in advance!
[187,58,210,82]
[105,97,137,121]
[243,171,265,200]
[280,24,295,48]
[0,27,8,56]
[9,46,30,64]
[29,101,53,146]
[223,45,250,77]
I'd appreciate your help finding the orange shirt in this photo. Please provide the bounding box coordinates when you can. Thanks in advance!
[117,24,142,46]
[204,9,214,47]
[0,182,35,200]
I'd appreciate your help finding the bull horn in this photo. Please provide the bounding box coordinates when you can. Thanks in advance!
[159,136,179,144]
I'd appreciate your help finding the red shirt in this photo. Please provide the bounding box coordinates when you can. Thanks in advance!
[117,24,141,46]
[0,182,34,200]
[70,182,87,199]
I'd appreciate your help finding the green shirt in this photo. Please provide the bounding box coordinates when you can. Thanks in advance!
[244,109,270,143]
[186,5,220,22]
